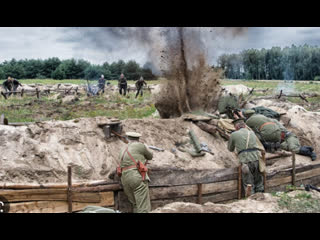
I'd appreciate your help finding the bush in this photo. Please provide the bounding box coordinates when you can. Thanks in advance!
[35,73,46,79]
[314,76,320,81]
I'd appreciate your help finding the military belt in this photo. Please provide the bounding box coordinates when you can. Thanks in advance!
[238,148,259,155]
[259,122,276,131]
[121,165,137,172]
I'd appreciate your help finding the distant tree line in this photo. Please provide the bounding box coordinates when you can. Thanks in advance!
[0,58,157,80]
[217,44,320,80]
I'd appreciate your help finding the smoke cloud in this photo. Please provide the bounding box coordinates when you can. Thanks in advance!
[58,27,248,75]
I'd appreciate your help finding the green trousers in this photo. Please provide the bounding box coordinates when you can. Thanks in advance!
[241,161,264,196]
[280,133,301,153]
[121,169,151,213]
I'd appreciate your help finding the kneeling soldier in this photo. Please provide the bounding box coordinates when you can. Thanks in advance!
[244,110,316,161]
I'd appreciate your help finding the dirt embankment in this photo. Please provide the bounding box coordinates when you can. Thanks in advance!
[151,190,320,213]
[0,117,238,185]
[1,97,319,185]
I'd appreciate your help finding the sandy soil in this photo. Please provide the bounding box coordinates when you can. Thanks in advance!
[151,190,320,213]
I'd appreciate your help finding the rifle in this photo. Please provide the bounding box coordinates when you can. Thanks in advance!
[148,146,165,152]
[111,130,129,144]
[226,106,242,119]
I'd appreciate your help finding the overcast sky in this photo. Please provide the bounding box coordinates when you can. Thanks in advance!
[1,27,320,66]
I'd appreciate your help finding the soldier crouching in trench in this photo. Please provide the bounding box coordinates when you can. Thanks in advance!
[228,118,264,196]
[118,132,153,213]
[243,110,316,161]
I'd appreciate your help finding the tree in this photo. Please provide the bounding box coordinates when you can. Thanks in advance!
[0,67,5,79]
[51,64,66,80]
[1,59,25,79]
[124,60,141,80]
[83,65,104,80]
[141,68,156,80]
[101,61,112,79]
[43,58,61,78]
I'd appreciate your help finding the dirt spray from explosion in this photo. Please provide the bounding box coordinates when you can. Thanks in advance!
[154,27,248,118]
[65,27,248,118]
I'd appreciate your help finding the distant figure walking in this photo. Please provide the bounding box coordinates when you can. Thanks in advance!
[2,76,22,96]
[118,73,127,96]
[98,75,106,94]
[135,76,147,98]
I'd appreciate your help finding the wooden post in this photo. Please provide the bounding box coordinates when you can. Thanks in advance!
[36,88,40,99]
[238,165,242,199]
[262,150,267,192]
[245,184,252,198]
[197,183,203,204]
[0,114,8,125]
[292,151,296,186]
[67,165,72,213]
[114,191,119,211]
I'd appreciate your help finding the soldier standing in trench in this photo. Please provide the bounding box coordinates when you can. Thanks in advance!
[228,118,264,196]
[243,110,316,161]
[119,132,153,213]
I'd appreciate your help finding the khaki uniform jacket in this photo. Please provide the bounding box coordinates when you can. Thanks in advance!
[228,128,260,164]
[119,142,153,169]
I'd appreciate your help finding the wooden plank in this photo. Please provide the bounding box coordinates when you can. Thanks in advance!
[267,167,320,188]
[8,192,114,213]
[266,153,292,166]
[149,185,197,200]
[267,163,320,180]
[292,152,296,186]
[197,184,202,204]
[267,175,320,193]
[238,165,242,199]
[149,180,237,200]
[0,180,119,190]
[0,189,101,203]
[149,167,238,186]
[67,165,72,213]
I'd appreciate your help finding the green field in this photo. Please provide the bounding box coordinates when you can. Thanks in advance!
[221,79,320,93]
[0,79,163,85]
[0,91,156,123]
[1,78,320,123]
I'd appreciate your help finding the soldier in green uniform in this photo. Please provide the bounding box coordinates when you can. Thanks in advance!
[243,110,316,161]
[135,76,147,98]
[118,73,127,96]
[119,132,153,213]
[228,118,264,196]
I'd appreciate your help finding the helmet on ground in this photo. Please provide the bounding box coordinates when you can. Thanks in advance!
[126,132,142,139]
